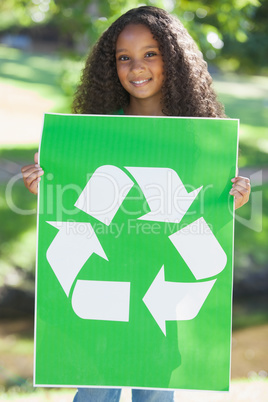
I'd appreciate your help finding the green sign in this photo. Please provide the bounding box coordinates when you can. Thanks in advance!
[35,113,238,391]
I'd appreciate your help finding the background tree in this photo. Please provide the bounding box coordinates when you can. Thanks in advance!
[0,0,267,73]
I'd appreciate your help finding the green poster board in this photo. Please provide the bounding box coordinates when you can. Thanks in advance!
[35,113,238,391]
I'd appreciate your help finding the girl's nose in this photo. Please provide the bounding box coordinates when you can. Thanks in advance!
[130,59,145,72]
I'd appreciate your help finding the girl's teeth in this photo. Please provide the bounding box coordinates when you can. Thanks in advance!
[133,79,149,84]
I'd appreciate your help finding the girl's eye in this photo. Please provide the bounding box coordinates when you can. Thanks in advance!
[145,52,157,58]
[118,55,129,61]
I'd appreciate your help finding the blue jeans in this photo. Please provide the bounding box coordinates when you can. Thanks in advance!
[73,388,174,401]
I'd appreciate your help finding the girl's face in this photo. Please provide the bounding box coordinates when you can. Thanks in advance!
[116,24,164,105]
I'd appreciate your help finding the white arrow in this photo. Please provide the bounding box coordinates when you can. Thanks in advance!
[72,280,130,321]
[125,167,202,223]
[143,266,216,335]
[169,217,227,280]
[75,165,134,225]
[46,221,108,296]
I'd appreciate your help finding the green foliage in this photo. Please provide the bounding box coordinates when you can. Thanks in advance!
[172,0,268,73]
[0,0,58,29]
[0,0,267,73]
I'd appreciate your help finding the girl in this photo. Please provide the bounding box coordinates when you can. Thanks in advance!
[22,6,250,401]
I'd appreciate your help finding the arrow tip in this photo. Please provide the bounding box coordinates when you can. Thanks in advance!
[143,266,167,336]
[188,185,203,199]
[89,226,108,261]
[46,221,62,230]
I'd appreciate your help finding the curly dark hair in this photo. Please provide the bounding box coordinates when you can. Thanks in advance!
[72,6,225,117]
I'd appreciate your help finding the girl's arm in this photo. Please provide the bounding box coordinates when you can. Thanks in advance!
[21,152,44,195]
[230,176,251,209]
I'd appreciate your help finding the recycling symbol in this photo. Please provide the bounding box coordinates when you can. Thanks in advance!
[46,166,227,336]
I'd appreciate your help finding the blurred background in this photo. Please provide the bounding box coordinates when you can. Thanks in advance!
[0,0,267,401]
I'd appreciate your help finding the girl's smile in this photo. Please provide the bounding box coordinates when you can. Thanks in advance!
[116,24,164,115]
[131,78,152,86]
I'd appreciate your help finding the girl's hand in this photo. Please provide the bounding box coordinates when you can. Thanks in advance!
[230,176,251,209]
[21,152,44,195]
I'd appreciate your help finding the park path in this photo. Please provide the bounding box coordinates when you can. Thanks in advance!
[0,82,53,145]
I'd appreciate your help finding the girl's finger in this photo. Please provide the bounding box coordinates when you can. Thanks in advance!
[22,171,43,187]
[34,152,39,164]
[25,174,42,193]
[21,164,42,174]
[230,188,249,200]
[230,184,250,195]
[231,176,250,185]
[230,176,251,210]
[28,177,41,195]
[22,166,44,178]
[24,170,43,185]
[235,194,248,209]
[232,180,251,190]
[21,164,36,173]
[230,187,250,209]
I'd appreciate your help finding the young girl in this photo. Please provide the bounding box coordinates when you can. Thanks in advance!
[21,6,250,401]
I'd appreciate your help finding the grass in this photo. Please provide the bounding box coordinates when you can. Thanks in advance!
[0,389,75,401]
[213,73,268,169]
[0,46,72,113]
[0,379,267,401]
[0,173,37,287]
